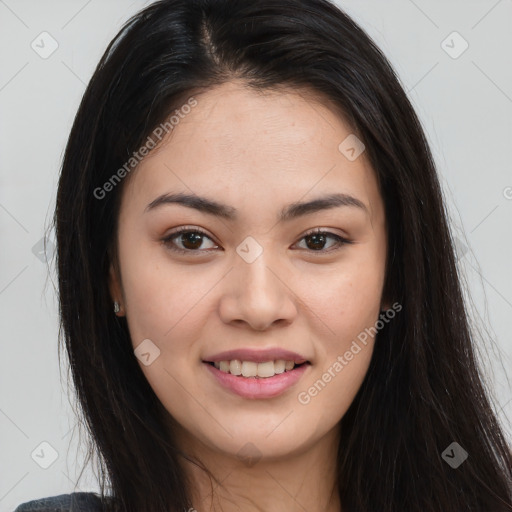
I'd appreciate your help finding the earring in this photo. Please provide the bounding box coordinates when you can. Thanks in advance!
[114,301,120,313]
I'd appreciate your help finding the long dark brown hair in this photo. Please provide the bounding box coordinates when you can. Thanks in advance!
[54,0,512,510]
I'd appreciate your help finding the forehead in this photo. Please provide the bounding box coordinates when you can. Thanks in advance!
[121,81,383,223]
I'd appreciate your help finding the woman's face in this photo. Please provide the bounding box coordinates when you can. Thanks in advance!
[110,80,388,461]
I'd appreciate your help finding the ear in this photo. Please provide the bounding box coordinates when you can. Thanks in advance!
[108,261,125,316]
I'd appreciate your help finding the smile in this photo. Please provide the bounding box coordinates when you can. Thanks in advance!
[203,360,311,399]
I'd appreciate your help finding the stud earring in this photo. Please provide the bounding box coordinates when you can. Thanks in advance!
[114,301,120,313]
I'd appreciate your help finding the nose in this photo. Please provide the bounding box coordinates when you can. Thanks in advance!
[218,251,298,331]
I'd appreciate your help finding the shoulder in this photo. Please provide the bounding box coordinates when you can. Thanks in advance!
[13,492,106,512]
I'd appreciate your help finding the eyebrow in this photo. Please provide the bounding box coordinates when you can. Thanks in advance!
[145,191,368,222]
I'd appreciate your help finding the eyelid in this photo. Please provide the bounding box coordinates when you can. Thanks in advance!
[301,226,350,241]
[164,225,216,241]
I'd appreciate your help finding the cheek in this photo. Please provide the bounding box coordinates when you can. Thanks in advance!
[295,260,382,421]
[303,249,385,339]
[117,234,204,347]
[295,342,373,430]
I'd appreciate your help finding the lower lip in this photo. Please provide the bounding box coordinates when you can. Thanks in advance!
[203,362,310,399]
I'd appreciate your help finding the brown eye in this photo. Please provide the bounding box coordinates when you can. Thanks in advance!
[162,227,218,255]
[295,229,352,253]
[178,231,204,250]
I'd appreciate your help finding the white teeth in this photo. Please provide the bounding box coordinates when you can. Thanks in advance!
[274,360,286,374]
[229,360,242,375]
[212,359,302,378]
[257,361,275,378]
[241,361,258,377]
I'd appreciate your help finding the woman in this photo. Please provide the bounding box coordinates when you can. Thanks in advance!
[15,0,512,511]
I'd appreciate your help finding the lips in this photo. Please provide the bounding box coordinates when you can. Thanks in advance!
[204,359,310,399]
[203,347,310,364]
[202,347,312,399]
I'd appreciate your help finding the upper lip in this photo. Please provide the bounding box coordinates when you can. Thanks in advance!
[203,348,310,364]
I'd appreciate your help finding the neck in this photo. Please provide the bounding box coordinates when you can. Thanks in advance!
[177,427,342,512]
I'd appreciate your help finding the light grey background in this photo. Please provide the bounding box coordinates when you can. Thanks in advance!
[1,0,511,510]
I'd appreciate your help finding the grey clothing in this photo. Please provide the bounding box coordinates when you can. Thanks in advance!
[13,492,105,512]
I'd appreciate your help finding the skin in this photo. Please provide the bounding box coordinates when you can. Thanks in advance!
[109,80,389,512]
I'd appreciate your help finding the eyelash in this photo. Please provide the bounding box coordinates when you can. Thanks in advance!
[161,226,352,256]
